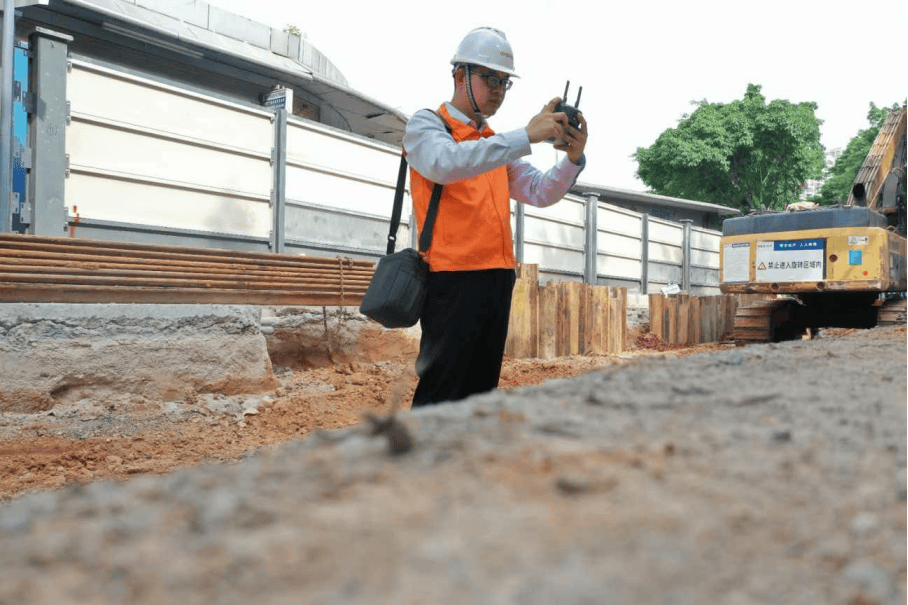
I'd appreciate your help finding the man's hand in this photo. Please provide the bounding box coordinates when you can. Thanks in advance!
[554,111,587,165]
[526,98,588,165]
[526,98,566,144]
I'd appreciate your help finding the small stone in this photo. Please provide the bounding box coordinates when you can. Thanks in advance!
[850,513,878,537]
[720,351,744,366]
[555,475,591,495]
[841,560,895,603]
[105,455,122,466]
[771,430,792,443]
[0,500,32,533]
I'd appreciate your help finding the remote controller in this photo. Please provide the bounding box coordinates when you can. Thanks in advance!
[548,80,582,146]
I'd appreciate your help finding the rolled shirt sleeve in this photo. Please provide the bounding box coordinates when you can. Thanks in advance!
[507,154,585,208]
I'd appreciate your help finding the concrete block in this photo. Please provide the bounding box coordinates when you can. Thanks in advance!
[0,304,277,413]
[260,307,418,369]
[300,41,315,69]
[134,0,209,28]
[208,6,271,50]
[288,31,301,61]
[270,28,290,56]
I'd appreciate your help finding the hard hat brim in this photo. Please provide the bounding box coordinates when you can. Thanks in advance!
[450,58,520,78]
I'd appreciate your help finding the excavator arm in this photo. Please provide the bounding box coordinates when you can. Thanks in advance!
[848,107,907,221]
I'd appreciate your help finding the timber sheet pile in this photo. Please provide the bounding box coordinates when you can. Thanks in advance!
[0,234,373,306]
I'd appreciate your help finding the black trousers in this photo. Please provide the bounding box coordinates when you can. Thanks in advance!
[411,268,517,407]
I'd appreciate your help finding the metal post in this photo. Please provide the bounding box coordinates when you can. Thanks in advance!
[27,28,72,236]
[681,219,692,292]
[1,0,15,232]
[270,108,287,253]
[514,200,525,264]
[640,213,649,294]
[584,194,598,284]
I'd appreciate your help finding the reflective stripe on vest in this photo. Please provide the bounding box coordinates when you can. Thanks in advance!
[409,104,516,272]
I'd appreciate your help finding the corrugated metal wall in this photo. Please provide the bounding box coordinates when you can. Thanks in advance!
[65,59,274,249]
[60,60,722,294]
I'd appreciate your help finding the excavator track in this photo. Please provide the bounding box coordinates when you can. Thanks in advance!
[730,298,804,345]
[877,298,907,326]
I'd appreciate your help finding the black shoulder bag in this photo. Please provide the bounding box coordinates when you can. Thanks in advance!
[359,111,450,328]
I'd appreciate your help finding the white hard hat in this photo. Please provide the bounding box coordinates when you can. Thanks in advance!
[450,27,519,77]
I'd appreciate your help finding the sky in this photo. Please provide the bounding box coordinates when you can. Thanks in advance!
[207,0,906,193]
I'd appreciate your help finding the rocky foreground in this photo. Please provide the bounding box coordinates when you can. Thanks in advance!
[0,327,905,605]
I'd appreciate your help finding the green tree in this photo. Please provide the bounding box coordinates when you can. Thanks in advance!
[809,103,901,206]
[634,84,825,212]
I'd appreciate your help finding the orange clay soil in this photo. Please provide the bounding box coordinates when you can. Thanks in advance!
[0,331,726,502]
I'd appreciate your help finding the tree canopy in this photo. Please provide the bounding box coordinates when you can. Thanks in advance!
[808,103,902,206]
[634,84,825,212]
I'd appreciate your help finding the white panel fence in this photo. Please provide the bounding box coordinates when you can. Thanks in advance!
[13,38,723,295]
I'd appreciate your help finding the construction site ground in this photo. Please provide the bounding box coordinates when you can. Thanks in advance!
[0,323,695,502]
[0,322,905,604]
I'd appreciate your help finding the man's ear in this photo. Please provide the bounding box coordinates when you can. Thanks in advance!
[453,66,466,84]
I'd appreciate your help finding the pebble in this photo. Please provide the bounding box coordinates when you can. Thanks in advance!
[719,351,745,366]
[555,475,591,495]
[850,512,879,537]
[841,560,895,603]
[771,430,792,443]
[0,499,32,533]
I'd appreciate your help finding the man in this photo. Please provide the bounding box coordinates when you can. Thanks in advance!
[404,26,588,406]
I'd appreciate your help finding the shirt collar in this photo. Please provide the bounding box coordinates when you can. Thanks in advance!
[444,102,488,132]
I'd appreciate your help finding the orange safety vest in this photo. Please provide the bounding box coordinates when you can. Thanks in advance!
[409,104,516,272]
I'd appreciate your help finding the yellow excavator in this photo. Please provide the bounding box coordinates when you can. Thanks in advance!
[720,106,907,343]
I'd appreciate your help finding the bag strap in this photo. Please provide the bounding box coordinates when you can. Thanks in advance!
[386,109,452,256]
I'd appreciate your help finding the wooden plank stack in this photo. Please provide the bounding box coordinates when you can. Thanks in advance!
[505,264,627,360]
[0,234,374,306]
[648,292,773,345]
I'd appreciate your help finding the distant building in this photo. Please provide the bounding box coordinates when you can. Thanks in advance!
[570,182,741,230]
[800,147,844,200]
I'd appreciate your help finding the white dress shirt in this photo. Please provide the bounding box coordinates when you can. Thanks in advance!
[402,102,585,208]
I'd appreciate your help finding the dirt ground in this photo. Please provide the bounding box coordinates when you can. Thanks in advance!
[0,322,904,604]
[0,324,724,503]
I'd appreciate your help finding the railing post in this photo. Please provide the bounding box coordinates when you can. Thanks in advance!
[681,219,693,292]
[26,27,72,236]
[584,193,598,284]
[270,107,287,253]
[514,200,525,265]
[640,213,649,294]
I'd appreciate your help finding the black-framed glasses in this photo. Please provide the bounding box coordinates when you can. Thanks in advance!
[474,73,513,91]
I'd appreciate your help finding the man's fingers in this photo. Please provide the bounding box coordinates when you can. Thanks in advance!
[542,97,561,112]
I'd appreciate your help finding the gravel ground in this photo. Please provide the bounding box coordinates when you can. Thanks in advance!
[0,326,905,605]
